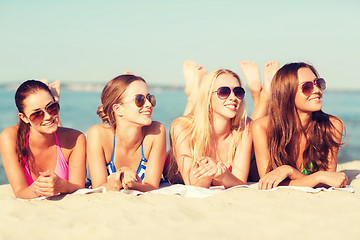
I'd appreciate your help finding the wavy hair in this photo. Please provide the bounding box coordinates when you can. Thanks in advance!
[167,69,248,183]
[97,74,146,131]
[267,62,345,173]
[15,80,54,164]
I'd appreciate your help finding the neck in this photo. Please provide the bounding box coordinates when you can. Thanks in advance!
[297,111,312,130]
[28,128,55,148]
[211,114,232,140]
[114,120,143,149]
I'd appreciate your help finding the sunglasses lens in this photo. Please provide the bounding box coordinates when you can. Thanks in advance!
[316,78,326,90]
[134,95,146,107]
[29,111,45,124]
[233,87,245,100]
[148,95,156,107]
[47,102,60,116]
[301,82,314,95]
[217,87,231,99]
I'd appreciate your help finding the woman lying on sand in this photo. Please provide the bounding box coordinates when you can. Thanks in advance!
[165,60,279,188]
[252,62,348,189]
[0,80,86,199]
[87,74,166,192]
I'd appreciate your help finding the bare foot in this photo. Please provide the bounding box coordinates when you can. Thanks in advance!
[38,79,61,102]
[182,60,207,115]
[263,61,280,95]
[183,60,207,96]
[238,61,261,105]
[123,71,134,75]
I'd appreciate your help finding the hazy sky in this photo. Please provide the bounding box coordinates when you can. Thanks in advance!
[1,0,359,89]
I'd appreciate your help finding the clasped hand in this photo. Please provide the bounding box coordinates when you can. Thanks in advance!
[33,170,64,197]
[193,157,228,181]
[107,167,142,191]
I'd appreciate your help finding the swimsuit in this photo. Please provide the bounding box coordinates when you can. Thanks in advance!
[301,162,314,175]
[23,132,68,185]
[106,137,148,181]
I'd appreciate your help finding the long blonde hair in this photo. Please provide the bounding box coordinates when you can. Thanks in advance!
[167,69,247,183]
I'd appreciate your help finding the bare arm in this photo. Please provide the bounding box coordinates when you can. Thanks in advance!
[87,125,121,191]
[126,122,167,192]
[0,126,41,199]
[170,118,212,188]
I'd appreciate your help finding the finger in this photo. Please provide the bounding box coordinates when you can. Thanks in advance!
[194,165,213,178]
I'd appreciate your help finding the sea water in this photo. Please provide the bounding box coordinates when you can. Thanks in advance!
[0,88,359,185]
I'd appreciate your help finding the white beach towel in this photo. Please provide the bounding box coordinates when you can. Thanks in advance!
[118,183,354,198]
[17,187,106,200]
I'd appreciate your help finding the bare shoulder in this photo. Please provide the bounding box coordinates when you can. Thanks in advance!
[143,121,166,136]
[0,125,18,142]
[170,116,191,135]
[252,116,270,132]
[56,127,85,149]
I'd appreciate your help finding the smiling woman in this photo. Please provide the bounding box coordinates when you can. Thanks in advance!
[0,80,86,199]
[86,74,166,192]
[252,62,348,189]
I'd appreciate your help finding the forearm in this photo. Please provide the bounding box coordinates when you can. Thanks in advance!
[14,185,41,199]
[215,173,246,189]
[59,179,84,194]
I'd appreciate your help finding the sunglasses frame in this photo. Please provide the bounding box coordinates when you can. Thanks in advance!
[300,78,326,95]
[213,86,245,100]
[121,94,156,108]
[26,101,60,125]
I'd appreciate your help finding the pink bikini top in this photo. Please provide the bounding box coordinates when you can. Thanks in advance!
[23,132,69,185]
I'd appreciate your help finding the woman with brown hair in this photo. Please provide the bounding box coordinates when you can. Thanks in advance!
[0,80,86,199]
[87,74,166,192]
[252,62,348,189]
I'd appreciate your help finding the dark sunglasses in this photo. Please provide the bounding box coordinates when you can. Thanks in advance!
[125,94,156,108]
[300,78,326,95]
[27,102,60,125]
[214,86,245,100]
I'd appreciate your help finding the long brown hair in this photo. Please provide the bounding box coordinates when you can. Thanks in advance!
[268,62,344,173]
[97,74,146,131]
[15,80,54,164]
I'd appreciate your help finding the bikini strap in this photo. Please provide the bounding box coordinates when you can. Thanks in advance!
[54,132,60,147]
[141,141,145,159]
[111,136,115,163]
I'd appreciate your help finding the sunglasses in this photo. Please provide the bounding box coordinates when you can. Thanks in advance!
[214,86,245,100]
[122,94,156,108]
[27,102,60,125]
[300,78,326,95]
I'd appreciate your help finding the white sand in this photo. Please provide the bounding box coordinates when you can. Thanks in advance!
[0,161,360,240]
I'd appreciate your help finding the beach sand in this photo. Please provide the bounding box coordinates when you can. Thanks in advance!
[0,161,359,240]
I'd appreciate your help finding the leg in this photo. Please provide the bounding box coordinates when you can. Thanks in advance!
[251,61,280,120]
[183,60,207,115]
[238,61,262,107]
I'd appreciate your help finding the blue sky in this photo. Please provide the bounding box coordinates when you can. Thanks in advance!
[1,0,359,89]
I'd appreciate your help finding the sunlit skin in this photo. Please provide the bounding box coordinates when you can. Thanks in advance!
[252,67,348,190]
[171,73,252,188]
[0,89,86,199]
[87,80,166,192]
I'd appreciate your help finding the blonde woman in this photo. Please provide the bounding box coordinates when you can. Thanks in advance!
[87,74,166,192]
[166,68,252,188]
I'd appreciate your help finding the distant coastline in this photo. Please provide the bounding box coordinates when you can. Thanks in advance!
[0,82,359,92]
[0,82,185,92]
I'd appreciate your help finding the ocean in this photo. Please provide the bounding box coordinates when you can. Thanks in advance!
[0,87,359,185]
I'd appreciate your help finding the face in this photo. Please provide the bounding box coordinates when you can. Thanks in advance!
[19,90,59,134]
[116,80,154,126]
[210,74,242,120]
[294,67,323,114]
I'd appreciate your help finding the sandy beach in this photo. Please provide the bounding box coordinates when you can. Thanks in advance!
[0,161,359,240]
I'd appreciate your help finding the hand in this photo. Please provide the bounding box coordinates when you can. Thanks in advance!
[34,170,64,196]
[106,170,123,191]
[317,171,348,188]
[193,157,228,181]
[119,167,142,190]
[258,165,293,190]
